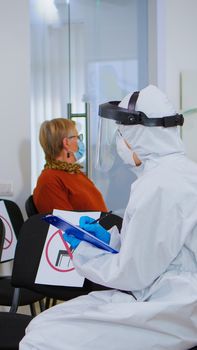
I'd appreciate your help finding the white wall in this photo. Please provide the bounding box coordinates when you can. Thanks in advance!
[157,0,197,109]
[0,0,31,216]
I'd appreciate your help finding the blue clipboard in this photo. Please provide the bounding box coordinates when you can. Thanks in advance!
[42,214,119,254]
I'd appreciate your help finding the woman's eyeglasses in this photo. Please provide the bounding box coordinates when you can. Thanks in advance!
[68,133,83,142]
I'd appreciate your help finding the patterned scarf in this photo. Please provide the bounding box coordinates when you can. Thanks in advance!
[44,160,83,174]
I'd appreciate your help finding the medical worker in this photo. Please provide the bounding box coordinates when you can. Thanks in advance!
[20,85,197,350]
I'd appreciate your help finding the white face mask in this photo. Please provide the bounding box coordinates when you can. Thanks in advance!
[116,131,136,167]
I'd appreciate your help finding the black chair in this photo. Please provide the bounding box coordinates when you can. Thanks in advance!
[0,217,5,261]
[0,213,122,349]
[0,217,33,350]
[25,195,56,308]
[0,199,45,316]
[25,195,38,217]
[0,312,33,349]
[12,214,111,301]
[99,211,122,232]
[24,203,123,303]
[10,212,122,300]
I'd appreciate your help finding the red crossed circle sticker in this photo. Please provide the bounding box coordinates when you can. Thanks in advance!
[0,214,13,250]
[45,229,75,272]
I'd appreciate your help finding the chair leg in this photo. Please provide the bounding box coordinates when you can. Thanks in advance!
[52,299,57,307]
[29,303,37,317]
[39,299,46,312]
[9,287,20,313]
[45,297,51,309]
[45,297,58,309]
[10,287,44,316]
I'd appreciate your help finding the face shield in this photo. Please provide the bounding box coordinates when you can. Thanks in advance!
[95,89,184,172]
[95,117,118,172]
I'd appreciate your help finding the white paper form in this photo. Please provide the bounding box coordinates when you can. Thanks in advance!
[35,210,101,287]
[0,200,17,262]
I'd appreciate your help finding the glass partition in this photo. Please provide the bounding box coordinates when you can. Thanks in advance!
[30,0,148,214]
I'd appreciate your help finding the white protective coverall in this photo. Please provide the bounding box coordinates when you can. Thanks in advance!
[20,85,197,350]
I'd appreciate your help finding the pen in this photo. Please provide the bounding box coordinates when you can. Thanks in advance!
[91,210,113,224]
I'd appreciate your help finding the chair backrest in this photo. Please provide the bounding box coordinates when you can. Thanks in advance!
[0,218,5,261]
[0,199,24,264]
[11,212,123,300]
[0,199,24,240]
[25,195,38,217]
[11,213,92,300]
[99,212,123,232]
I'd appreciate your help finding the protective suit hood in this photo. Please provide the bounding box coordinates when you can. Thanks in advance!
[118,85,185,169]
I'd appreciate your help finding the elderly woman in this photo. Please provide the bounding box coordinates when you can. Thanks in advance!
[33,118,107,213]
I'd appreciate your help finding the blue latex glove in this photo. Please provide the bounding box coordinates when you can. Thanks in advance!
[62,229,80,250]
[79,216,110,244]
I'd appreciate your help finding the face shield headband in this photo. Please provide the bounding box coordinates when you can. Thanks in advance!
[99,91,184,127]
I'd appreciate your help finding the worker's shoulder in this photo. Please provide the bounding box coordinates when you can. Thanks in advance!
[134,157,197,197]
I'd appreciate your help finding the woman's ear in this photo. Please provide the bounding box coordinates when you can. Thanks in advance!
[62,137,69,150]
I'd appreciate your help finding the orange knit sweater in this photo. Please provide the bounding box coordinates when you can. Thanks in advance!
[33,168,108,213]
